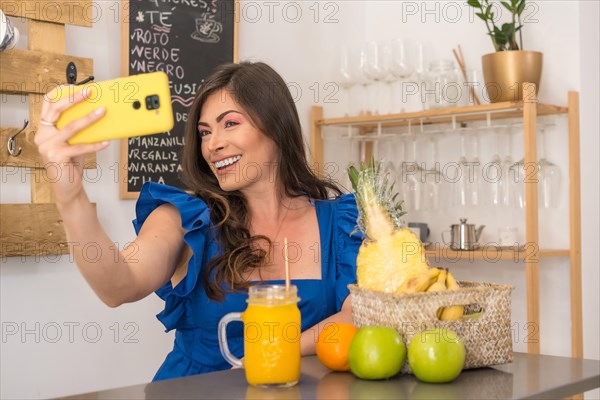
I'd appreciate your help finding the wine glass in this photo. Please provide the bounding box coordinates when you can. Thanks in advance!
[420,133,443,211]
[389,38,419,114]
[510,124,530,209]
[379,134,400,176]
[400,41,428,112]
[469,129,483,206]
[413,41,427,83]
[538,124,561,208]
[341,134,370,191]
[510,158,526,209]
[500,125,517,208]
[450,129,472,208]
[338,45,360,116]
[399,134,422,211]
[483,125,503,207]
[362,41,392,115]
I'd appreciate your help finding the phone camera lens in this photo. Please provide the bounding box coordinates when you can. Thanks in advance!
[145,95,160,110]
[133,100,141,110]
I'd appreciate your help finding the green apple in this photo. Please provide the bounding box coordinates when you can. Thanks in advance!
[348,326,406,380]
[407,328,466,383]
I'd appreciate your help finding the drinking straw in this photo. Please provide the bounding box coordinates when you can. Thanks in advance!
[284,237,290,290]
[453,45,481,105]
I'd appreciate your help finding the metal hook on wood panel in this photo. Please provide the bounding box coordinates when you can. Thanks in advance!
[77,76,95,85]
[7,119,28,157]
[66,61,94,85]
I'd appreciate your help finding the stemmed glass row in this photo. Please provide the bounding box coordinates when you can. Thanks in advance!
[339,40,425,116]
[342,124,561,212]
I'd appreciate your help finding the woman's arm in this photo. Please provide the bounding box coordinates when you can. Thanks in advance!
[35,86,186,307]
[300,297,353,356]
[60,197,186,307]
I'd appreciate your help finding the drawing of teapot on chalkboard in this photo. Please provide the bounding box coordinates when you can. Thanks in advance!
[192,13,222,43]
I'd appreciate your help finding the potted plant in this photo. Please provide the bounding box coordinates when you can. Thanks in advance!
[468,0,542,102]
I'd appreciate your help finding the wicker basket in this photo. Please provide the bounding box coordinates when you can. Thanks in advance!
[349,281,514,373]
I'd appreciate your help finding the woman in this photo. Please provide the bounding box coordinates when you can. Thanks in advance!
[34,62,362,380]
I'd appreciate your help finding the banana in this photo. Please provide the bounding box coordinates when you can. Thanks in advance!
[445,270,460,290]
[426,268,448,319]
[440,270,464,321]
[397,268,440,294]
[426,268,447,292]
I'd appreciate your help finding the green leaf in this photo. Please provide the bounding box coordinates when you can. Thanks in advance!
[475,12,488,21]
[467,0,482,8]
[485,4,492,17]
[501,1,513,12]
[494,26,508,45]
[501,22,514,31]
[516,0,526,15]
[347,165,360,192]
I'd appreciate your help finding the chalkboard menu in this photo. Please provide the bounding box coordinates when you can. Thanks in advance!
[120,0,238,198]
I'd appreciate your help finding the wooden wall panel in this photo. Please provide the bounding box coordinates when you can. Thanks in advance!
[0,127,39,167]
[0,203,68,257]
[0,203,96,257]
[0,0,92,27]
[0,49,92,95]
[28,20,66,51]
[28,20,65,203]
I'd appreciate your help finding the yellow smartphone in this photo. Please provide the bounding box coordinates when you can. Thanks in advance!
[55,72,174,144]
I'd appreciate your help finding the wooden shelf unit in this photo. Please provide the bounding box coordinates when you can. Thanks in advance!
[310,84,582,358]
[0,1,96,258]
[424,247,570,262]
[316,101,568,129]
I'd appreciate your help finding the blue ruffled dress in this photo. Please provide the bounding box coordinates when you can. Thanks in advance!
[132,182,362,381]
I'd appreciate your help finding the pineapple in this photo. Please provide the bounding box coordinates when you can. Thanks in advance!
[348,160,430,293]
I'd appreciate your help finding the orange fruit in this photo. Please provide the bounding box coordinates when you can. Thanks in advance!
[316,322,358,371]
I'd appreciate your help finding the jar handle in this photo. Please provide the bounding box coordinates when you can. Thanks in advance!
[218,312,243,368]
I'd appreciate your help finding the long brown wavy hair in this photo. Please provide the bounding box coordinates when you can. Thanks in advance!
[181,62,342,301]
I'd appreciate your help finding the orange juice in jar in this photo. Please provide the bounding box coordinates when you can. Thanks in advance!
[219,285,301,387]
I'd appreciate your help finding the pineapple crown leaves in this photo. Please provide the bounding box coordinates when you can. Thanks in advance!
[347,159,406,239]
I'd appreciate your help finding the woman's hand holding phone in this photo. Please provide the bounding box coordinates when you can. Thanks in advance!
[34,85,109,205]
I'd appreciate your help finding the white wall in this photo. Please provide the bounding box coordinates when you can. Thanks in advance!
[0,1,598,398]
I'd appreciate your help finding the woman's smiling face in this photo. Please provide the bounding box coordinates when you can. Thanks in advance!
[198,90,280,192]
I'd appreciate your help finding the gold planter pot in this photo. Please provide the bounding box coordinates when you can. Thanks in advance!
[482,51,543,103]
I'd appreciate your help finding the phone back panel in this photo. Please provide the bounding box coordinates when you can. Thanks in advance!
[55,72,174,144]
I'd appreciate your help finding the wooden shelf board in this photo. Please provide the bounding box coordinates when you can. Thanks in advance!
[0,127,96,168]
[317,102,568,129]
[425,247,570,262]
[0,49,93,96]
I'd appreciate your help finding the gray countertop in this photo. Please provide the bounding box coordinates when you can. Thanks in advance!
[62,353,599,399]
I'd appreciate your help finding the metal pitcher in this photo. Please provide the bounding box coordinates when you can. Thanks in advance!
[442,218,485,250]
